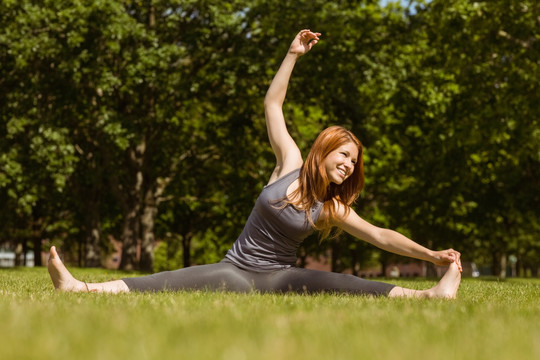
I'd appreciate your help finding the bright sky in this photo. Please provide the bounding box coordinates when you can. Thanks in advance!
[379,0,397,5]
[380,0,412,6]
[379,0,430,14]
[380,0,431,6]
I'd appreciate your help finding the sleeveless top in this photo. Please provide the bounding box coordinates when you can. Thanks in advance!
[225,169,323,271]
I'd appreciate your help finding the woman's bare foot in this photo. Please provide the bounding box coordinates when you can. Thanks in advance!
[47,246,87,292]
[425,262,462,299]
[388,262,461,299]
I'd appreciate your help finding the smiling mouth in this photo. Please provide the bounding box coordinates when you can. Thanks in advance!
[337,168,347,178]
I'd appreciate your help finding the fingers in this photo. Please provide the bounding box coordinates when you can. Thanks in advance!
[299,29,321,42]
[304,31,321,51]
[448,249,462,272]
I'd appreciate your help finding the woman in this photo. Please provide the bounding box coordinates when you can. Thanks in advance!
[48,30,462,298]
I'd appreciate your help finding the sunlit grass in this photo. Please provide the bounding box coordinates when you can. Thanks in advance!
[1,267,539,360]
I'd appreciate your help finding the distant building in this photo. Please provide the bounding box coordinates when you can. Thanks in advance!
[0,249,35,267]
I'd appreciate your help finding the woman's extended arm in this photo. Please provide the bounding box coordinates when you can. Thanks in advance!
[264,30,321,184]
[332,205,462,270]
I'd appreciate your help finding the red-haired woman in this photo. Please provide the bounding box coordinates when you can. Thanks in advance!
[48,30,461,298]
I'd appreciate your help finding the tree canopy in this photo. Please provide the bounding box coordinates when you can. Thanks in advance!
[1,0,538,276]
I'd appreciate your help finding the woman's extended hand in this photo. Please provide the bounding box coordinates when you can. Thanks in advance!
[288,29,321,56]
[431,249,462,271]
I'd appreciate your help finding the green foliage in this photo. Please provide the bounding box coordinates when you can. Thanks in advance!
[153,239,183,272]
[0,0,538,273]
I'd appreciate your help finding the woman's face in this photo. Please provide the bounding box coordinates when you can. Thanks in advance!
[323,142,359,185]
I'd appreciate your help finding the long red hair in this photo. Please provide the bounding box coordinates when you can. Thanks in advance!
[288,126,364,238]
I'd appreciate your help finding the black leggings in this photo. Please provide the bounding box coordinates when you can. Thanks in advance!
[122,259,395,296]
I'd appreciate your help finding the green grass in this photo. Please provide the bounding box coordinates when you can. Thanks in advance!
[1,267,539,360]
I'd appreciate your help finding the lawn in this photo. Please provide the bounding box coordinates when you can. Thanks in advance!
[1,267,539,360]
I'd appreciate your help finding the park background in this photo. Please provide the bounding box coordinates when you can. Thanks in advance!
[1,0,539,278]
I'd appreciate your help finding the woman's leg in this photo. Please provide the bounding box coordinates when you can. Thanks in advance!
[48,246,257,293]
[265,266,395,296]
[122,260,255,292]
[48,246,129,293]
[262,261,461,299]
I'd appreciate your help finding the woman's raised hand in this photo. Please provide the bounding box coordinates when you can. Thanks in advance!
[288,29,321,56]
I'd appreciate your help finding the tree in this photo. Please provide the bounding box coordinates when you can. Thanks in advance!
[0,1,79,265]
[2,0,538,277]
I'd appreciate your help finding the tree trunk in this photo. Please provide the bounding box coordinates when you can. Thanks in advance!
[120,205,141,270]
[499,253,507,279]
[119,145,145,271]
[139,174,170,272]
[140,187,157,272]
[85,227,102,267]
[84,203,102,267]
[491,251,500,276]
[31,216,43,266]
[15,243,23,266]
[32,237,41,266]
[23,241,28,266]
[138,2,158,272]
[119,177,143,270]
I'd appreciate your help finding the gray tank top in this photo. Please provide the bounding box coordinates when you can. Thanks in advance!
[225,169,323,271]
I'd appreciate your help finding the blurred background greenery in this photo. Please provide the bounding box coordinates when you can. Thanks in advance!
[1,0,538,277]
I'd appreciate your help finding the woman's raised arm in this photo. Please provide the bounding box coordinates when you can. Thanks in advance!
[264,30,321,184]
